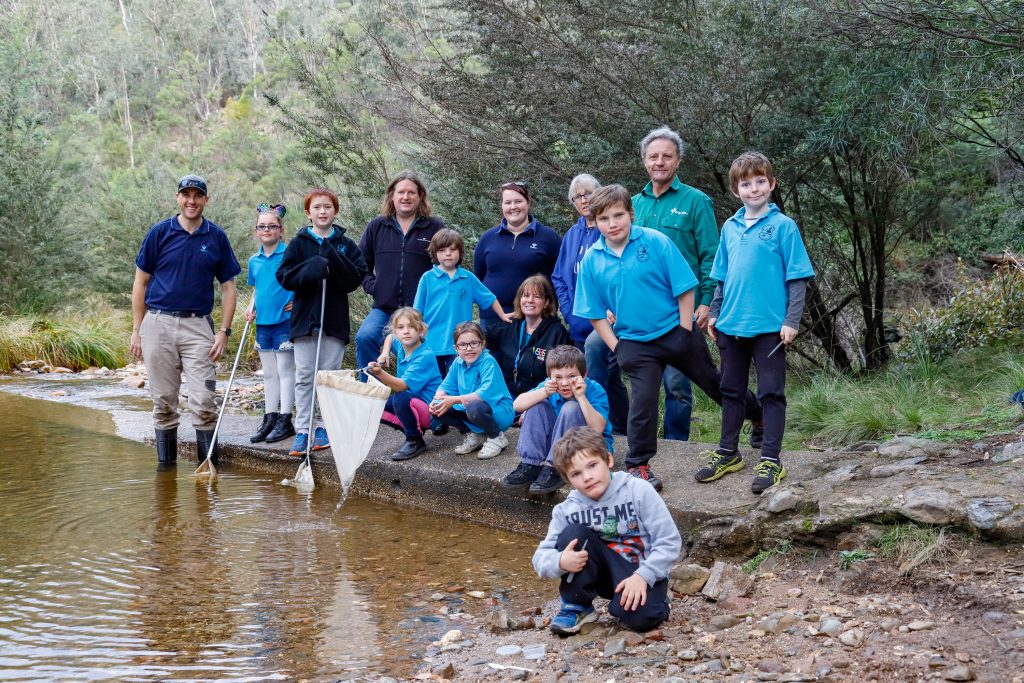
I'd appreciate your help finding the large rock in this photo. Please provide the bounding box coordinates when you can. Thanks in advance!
[965,497,1013,530]
[869,456,927,478]
[877,436,953,458]
[764,487,802,513]
[701,561,753,601]
[899,486,966,525]
[670,563,711,594]
[993,441,1024,464]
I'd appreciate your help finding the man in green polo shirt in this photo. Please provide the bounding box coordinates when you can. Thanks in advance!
[631,126,721,442]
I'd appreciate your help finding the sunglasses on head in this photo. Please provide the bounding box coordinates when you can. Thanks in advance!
[256,202,287,218]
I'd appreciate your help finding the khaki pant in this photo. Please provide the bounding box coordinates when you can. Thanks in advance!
[140,313,218,430]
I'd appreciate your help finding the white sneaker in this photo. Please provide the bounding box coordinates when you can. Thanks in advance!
[478,432,509,460]
[454,432,483,455]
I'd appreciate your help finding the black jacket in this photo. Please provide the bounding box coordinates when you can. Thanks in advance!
[358,215,445,313]
[493,317,573,396]
[277,226,367,343]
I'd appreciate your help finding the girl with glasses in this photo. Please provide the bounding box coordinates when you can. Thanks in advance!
[246,203,296,444]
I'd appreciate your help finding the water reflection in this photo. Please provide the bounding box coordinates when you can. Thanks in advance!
[0,392,545,681]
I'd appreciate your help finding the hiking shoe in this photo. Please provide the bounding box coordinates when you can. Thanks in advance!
[265,413,295,443]
[250,412,278,443]
[478,432,509,459]
[529,465,564,495]
[500,461,542,489]
[550,602,598,636]
[454,432,483,454]
[311,426,330,451]
[750,420,764,449]
[289,432,308,457]
[751,459,786,494]
[392,436,428,461]
[694,449,745,483]
[626,464,663,491]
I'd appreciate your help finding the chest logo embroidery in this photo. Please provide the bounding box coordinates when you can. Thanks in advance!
[670,208,688,216]
[636,244,650,262]
[759,225,776,241]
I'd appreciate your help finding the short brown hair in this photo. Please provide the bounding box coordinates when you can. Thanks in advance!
[512,275,559,319]
[552,427,611,478]
[304,187,340,213]
[429,229,464,264]
[728,151,775,194]
[545,344,586,375]
[381,170,432,218]
[387,307,428,339]
[588,184,632,221]
[452,320,485,345]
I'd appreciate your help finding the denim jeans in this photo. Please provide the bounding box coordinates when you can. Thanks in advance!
[433,399,501,437]
[355,307,391,379]
[583,330,629,435]
[516,400,587,466]
[662,367,692,440]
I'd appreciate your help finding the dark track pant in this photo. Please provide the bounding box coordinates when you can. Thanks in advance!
[556,523,669,632]
[614,326,761,467]
[717,332,786,461]
[433,399,501,437]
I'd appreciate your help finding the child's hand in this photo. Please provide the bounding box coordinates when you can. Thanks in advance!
[284,301,293,313]
[543,378,558,396]
[707,317,717,342]
[375,354,389,368]
[499,311,514,324]
[244,310,256,322]
[366,361,382,375]
[605,310,616,326]
[430,394,456,416]
[780,325,798,345]
[615,573,649,611]
[570,376,587,398]
[558,538,589,574]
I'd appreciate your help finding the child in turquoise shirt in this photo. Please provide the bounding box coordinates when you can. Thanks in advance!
[413,229,512,374]
[704,151,814,494]
[429,322,514,460]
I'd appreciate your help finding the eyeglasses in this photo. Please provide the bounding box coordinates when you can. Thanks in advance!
[255,224,281,232]
[571,191,594,203]
[455,340,483,351]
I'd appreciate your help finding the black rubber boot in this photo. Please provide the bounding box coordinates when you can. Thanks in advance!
[195,429,218,467]
[250,412,278,443]
[155,427,177,469]
[265,413,295,443]
[391,436,428,461]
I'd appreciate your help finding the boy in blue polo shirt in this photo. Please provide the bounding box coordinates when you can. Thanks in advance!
[574,185,762,492]
[501,345,612,495]
[704,152,814,494]
[414,229,512,374]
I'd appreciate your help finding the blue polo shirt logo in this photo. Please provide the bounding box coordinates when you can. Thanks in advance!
[337,245,347,255]
[636,245,650,262]
[200,244,209,252]
[459,287,467,301]
[759,225,776,241]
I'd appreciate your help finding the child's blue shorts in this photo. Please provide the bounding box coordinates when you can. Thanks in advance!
[254,320,293,352]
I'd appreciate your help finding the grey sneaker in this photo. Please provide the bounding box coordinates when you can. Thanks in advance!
[454,432,483,455]
[478,432,509,459]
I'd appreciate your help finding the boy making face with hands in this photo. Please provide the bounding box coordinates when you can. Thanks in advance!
[532,427,681,635]
[500,345,611,495]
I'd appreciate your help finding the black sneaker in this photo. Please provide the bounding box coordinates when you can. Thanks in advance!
[626,464,663,491]
[750,420,764,449]
[250,412,278,443]
[694,449,745,483]
[529,465,563,494]
[391,436,428,461]
[265,413,295,443]
[500,462,542,489]
[751,459,786,494]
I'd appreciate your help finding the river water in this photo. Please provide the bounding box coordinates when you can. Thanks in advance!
[0,391,546,681]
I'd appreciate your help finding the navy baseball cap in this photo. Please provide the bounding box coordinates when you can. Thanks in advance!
[177,174,208,195]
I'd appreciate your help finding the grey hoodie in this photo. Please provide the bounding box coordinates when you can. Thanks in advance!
[532,472,682,586]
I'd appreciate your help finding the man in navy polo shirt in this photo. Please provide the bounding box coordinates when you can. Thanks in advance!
[130,174,241,467]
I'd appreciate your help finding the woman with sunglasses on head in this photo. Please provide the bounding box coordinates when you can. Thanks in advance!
[246,203,296,444]
[474,181,562,350]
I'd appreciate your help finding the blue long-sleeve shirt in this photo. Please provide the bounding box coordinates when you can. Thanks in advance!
[551,216,602,344]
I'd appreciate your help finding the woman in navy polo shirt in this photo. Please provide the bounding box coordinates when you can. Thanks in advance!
[473,182,561,349]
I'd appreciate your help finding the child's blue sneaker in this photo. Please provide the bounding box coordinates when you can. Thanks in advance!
[311,426,330,451]
[550,601,597,636]
[289,432,308,457]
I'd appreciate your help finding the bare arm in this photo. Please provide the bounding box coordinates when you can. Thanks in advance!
[366,363,409,392]
[130,268,151,359]
[209,279,237,361]
[513,384,551,413]
[591,318,618,352]
[677,290,695,332]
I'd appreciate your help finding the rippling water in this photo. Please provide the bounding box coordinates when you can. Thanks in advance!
[0,392,545,681]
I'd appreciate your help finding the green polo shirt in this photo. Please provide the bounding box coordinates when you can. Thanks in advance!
[632,177,719,306]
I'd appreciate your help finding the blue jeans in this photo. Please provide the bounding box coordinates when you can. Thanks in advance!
[517,400,587,466]
[662,367,692,440]
[355,307,391,379]
[433,399,501,437]
[583,331,629,435]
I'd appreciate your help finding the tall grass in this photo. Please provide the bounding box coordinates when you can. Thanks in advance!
[0,307,130,371]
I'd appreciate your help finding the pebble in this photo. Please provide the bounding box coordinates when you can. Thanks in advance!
[981,610,1006,622]
[603,636,626,657]
[431,592,446,601]
[758,659,785,673]
[664,664,681,676]
[467,590,486,599]
[677,649,699,661]
[817,618,843,636]
[839,628,864,647]
[710,614,741,630]
[943,665,976,681]
[907,620,935,631]
[786,588,803,598]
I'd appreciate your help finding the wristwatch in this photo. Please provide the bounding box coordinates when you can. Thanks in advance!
[219,327,232,337]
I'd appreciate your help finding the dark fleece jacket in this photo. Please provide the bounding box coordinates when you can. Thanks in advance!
[276,226,367,343]
[493,316,573,396]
